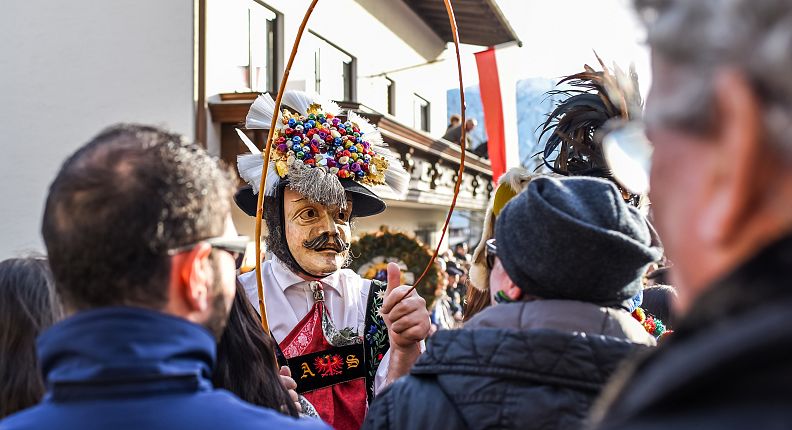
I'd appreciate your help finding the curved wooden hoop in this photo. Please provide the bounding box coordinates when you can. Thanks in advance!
[254,0,320,332]
[398,0,466,302]
[254,0,466,328]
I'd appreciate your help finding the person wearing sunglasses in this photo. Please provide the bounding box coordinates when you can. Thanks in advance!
[1,124,328,430]
[364,176,661,430]
[465,167,536,322]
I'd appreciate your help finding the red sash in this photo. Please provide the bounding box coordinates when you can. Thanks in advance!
[279,283,367,430]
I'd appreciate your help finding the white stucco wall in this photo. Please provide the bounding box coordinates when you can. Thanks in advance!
[0,0,195,258]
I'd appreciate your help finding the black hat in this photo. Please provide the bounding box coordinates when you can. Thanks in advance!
[495,176,662,306]
[234,179,385,218]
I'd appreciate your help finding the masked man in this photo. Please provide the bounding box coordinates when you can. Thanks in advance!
[234,92,430,430]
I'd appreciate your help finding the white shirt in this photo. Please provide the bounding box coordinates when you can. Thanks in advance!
[238,257,390,393]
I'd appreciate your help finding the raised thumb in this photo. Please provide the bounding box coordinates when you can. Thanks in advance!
[386,262,402,295]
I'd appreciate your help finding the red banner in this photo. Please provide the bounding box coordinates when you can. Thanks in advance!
[474,48,506,183]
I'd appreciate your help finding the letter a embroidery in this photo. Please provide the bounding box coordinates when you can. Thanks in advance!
[301,362,316,379]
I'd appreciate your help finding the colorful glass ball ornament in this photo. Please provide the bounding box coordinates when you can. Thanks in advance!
[273,109,388,185]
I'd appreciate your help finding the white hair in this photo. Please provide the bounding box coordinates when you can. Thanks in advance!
[637,0,792,155]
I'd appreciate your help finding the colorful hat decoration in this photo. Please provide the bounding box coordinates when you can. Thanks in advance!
[237,91,409,210]
[631,307,672,339]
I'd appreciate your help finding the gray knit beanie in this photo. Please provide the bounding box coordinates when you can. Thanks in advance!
[495,176,662,306]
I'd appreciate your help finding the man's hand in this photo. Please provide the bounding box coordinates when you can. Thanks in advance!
[379,262,430,385]
[279,365,302,413]
[381,262,431,350]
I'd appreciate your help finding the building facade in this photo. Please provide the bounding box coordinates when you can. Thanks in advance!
[203,0,518,248]
[0,0,517,258]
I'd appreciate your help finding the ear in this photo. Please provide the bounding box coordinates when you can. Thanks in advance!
[699,69,763,246]
[176,243,214,312]
[505,281,523,301]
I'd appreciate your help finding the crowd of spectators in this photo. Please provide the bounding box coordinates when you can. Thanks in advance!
[4,0,792,429]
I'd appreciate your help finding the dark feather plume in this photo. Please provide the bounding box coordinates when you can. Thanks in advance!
[537,53,642,179]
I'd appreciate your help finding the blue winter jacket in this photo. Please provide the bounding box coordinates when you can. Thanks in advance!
[0,307,328,430]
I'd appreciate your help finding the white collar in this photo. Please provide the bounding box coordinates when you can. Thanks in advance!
[270,256,344,297]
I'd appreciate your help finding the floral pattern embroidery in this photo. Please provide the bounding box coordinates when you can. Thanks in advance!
[364,280,390,401]
[282,309,319,358]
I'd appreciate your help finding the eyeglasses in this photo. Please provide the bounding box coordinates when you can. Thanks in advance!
[167,235,250,264]
[485,238,497,270]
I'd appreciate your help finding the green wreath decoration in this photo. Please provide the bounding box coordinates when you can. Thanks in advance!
[349,227,440,308]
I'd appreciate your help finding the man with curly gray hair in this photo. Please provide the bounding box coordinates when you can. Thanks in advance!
[590,1,792,428]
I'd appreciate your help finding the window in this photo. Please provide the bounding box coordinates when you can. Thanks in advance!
[213,2,282,177]
[220,1,278,93]
[343,60,355,101]
[413,94,430,132]
[248,2,276,92]
[296,32,356,102]
[386,78,396,115]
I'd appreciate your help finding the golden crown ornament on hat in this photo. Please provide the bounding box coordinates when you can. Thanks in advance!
[242,0,468,332]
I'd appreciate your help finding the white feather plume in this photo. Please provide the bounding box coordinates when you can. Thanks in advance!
[235,128,260,154]
[237,154,280,197]
[237,153,264,192]
[347,111,409,198]
[282,90,340,116]
[235,128,279,196]
[245,93,279,130]
[263,163,280,196]
[347,111,383,147]
[385,159,410,197]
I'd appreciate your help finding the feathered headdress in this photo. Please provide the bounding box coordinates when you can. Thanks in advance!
[538,54,643,198]
[237,91,409,211]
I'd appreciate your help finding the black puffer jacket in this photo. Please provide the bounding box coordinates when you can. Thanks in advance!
[363,301,654,430]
